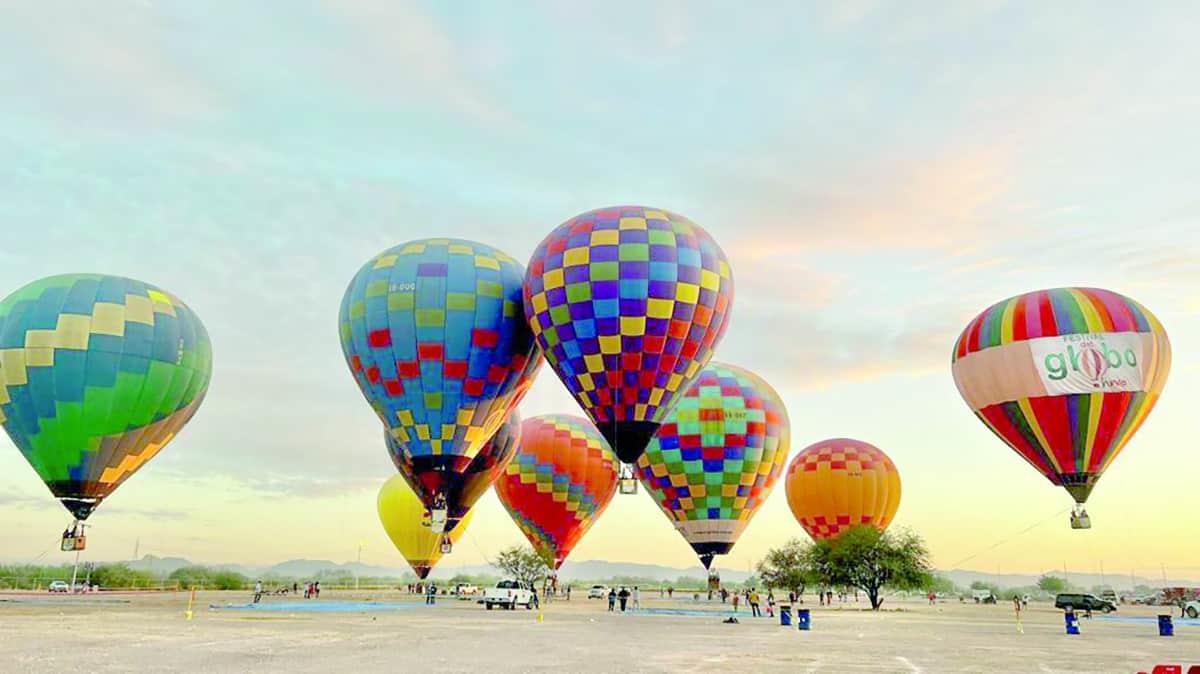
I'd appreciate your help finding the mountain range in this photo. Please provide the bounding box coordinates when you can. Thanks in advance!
[116,555,1195,589]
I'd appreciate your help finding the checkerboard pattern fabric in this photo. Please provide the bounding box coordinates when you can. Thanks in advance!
[784,438,901,541]
[635,363,789,564]
[494,414,619,569]
[523,206,733,463]
[339,239,541,463]
[0,274,212,520]
[386,409,520,527]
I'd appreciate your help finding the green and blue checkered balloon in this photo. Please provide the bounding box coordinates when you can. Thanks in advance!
[0,274,212,520]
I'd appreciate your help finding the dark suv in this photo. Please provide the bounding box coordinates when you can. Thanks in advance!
[1055,593,1116,613]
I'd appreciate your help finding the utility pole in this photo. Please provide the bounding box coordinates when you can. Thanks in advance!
[1099,561,1105,587]
[1160,563,1167,584]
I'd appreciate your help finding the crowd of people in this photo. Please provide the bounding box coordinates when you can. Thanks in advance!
[251,580,320,603]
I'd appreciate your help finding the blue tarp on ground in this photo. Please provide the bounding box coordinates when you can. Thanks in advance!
[211,601,436,613]
[1097,616,1200,627]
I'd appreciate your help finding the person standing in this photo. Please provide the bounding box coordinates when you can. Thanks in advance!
[667,586,673,599]
[732,592,740,613]
[426,583,436,605]
[618,587,630,612]
[749,589,761,617]
[767,591,776,617]
[253,580,263,604]
[632,586,641,610]
[608,588,616,612]
[314,581,321,599]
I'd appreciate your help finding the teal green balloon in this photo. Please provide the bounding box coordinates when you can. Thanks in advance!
[0,274,213,520]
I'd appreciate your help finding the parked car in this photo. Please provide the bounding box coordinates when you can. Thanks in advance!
[971,589,997,604]
[1055,593,1116,613]
[1183,600,1199,619]
[452,583,479,599]
[482,580,535,610]
[48,580,69,593]
[587,585,609,599]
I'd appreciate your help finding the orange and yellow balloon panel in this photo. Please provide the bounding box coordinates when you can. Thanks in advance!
[785,438,901,541]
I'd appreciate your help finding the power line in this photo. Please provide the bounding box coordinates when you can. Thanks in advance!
[947,508,1069,569]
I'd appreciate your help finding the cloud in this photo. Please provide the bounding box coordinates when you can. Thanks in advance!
[2,3,218,126]
[708,140,1020,262]
[317,0,515,129]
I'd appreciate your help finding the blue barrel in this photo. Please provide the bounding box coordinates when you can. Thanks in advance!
[779,605,792,627]
[1158,614,1174,637]
[1064,610,1080,635]
[797,608,811,631]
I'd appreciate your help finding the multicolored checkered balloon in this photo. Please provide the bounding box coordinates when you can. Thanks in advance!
[636,362,789,568]
[0,274,212,521]
[784,438,901,541]
[387,409,520,525]
[494,414,619,569]
[340,239,541,529]
[523,206,733,464]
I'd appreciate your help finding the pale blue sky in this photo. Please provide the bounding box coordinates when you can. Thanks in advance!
[0,2,1197,578]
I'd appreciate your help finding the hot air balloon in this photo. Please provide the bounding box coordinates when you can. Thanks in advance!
[378,474,473,579]
[386,409,520,540]
[0,274,212,531]
[523,206,733,465]
[340,239,541,534]
[785,439,901,541]
[951,287,1170,528]
[636,362,790,569]
[494,415,619,569]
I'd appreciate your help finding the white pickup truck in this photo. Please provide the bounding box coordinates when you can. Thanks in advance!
[482,580,535,610]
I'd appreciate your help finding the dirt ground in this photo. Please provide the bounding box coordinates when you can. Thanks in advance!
[1,590,1196,673]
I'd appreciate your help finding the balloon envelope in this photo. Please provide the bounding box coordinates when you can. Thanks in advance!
[378,474,473,579]
[0,274,212,520]
[340,239,540,527]
[785,438,900,541]
[951,287,1170,504]
[523,206,733,463]
[637,362,789,568]
[494,414,619,569]
[386,409,520,525]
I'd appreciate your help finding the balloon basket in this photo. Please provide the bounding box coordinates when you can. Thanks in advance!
[439,536,453,554]
[618,465,638,495]
[1070,505,1091,530]
[429,508,448,534]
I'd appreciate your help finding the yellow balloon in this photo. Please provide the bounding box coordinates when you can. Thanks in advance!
[378,475,473,578]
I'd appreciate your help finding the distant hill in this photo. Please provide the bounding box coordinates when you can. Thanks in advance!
[126,555,195,575]
[941,568,1197,592]
[35,554,1195,589]
[262,559,409,579]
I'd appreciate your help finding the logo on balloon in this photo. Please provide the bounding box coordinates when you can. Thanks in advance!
[1031,332,1143,394]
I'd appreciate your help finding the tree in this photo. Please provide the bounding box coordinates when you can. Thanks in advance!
[493,545,551,589]
[808,526,932,610]
[926,574,958,595]
[1037,575,1068,594]
[757,538,816,599]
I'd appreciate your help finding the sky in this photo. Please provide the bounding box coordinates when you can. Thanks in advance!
[0,1,1197,582]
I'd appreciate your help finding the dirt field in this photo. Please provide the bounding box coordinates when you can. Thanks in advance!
[1,590,1196,673]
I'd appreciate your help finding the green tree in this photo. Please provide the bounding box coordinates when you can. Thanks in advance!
[1037,575,1068,594]
[757,538,816,599]
[926,574,958,595]
[808,526,932,610]
[493,545,551,588]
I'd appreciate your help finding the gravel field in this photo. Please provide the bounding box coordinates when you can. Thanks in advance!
[1,590,1197,673]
